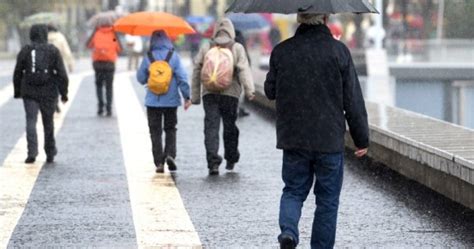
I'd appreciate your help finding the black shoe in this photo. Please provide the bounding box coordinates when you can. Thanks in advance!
[46,156,54,163]
[238,107,250,117]
[279,234,296,249]
[225,162,235,170]
[166,156,177,171]
[155,164,164,173]
[24,157,36,164]
[209,165,219,175]
[106,111,112,117]
[97,110,104,116]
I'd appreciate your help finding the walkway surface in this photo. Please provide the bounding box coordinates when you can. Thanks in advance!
[0,58,472,248]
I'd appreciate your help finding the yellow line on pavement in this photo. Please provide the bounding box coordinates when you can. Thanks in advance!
[115,72,202,249]
[0,71,92,247]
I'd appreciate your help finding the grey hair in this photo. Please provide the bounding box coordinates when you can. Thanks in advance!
[297,13,328,25]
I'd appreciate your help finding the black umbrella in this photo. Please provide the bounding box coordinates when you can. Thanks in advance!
[226,0,378,14]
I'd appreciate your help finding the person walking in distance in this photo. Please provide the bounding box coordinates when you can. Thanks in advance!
[264,14,369,249]
[87,25,122,116]
[13,24,69,164]
[192,18,255,175]
[47,24,74,114]
[136,30,192,173]
[125,34,143,70]
[48,25,75,73]
[234,29,251,117]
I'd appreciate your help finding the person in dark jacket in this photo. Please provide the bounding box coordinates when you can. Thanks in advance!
[264,13,369,249]
[87,26,122,116]
[234,29,251,117]
[269,25,282,48]
[13,24,69,164]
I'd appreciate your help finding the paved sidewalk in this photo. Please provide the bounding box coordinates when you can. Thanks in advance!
[0,60,471,248]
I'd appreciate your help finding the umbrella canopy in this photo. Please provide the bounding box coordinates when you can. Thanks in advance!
[20,12,64,28]
[226,0,378,14]
[114,11,195,37]
[227,13,270,32]
[186,15,214,25]
[88,11,122,28]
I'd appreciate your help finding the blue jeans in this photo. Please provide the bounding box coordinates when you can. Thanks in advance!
[278,150,344,249]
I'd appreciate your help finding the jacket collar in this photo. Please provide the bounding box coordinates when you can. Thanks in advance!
[295,24,332,37]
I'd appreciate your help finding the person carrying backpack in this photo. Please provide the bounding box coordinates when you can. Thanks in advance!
[13,24,69,164]
[87,26,122,116]
[191,18,255,175]
[136,30,192,173]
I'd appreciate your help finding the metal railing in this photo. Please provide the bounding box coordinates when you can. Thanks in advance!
[385,39,474,63]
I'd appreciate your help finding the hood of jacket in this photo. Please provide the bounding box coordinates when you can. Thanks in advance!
[212,18,235,45]
[150,30,173,50]
[30,24,48,44]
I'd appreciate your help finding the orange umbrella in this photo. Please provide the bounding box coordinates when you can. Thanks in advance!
[114,11,195,37]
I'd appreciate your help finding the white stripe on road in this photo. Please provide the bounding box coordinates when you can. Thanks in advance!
[0,71,13,78]
[0,71,91,247]
[115,72,202,248]
[0,70,15,107]
[0,84,14,108]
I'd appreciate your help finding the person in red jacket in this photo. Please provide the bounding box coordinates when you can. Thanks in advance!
[87,26,122,116]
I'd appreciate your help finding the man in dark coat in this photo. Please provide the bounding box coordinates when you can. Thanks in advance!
[264,13,369,249]
[13,24,69,164]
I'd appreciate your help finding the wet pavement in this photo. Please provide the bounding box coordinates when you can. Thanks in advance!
[0,58,473,248]
[8,75,137,248]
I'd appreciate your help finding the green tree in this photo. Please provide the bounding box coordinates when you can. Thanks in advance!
[0,0,59,47]
[0,0,49,26]
[444,0,474,38]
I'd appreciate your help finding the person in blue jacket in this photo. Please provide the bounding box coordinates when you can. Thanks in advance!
[137,30,192,173]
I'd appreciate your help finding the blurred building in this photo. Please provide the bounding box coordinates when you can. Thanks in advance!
[145,0,228,17]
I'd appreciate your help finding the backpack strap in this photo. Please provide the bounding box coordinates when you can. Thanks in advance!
[165,49,174,62]
[148,49,174,63]
[147,51,156,64]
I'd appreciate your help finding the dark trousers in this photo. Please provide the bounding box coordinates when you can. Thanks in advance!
[147,107,177,166]
[23,98,57,158]
[94,69,114,113]
[279,150,344,249]
[203,94,240,167]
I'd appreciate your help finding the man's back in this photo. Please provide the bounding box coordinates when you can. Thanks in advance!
[265,24,369,153]
[14,25,68,101]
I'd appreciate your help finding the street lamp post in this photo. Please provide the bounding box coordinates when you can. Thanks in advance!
[374,0,384,49]
[436,0,445,40]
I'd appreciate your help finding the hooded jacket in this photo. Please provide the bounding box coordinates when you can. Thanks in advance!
[13,24,68,101]
[136,31,190,107]
[191,18,255,104]
[264,24,369,153]
[48,30,75,72]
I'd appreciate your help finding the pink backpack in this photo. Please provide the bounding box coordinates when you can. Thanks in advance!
[200,43,235,92]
